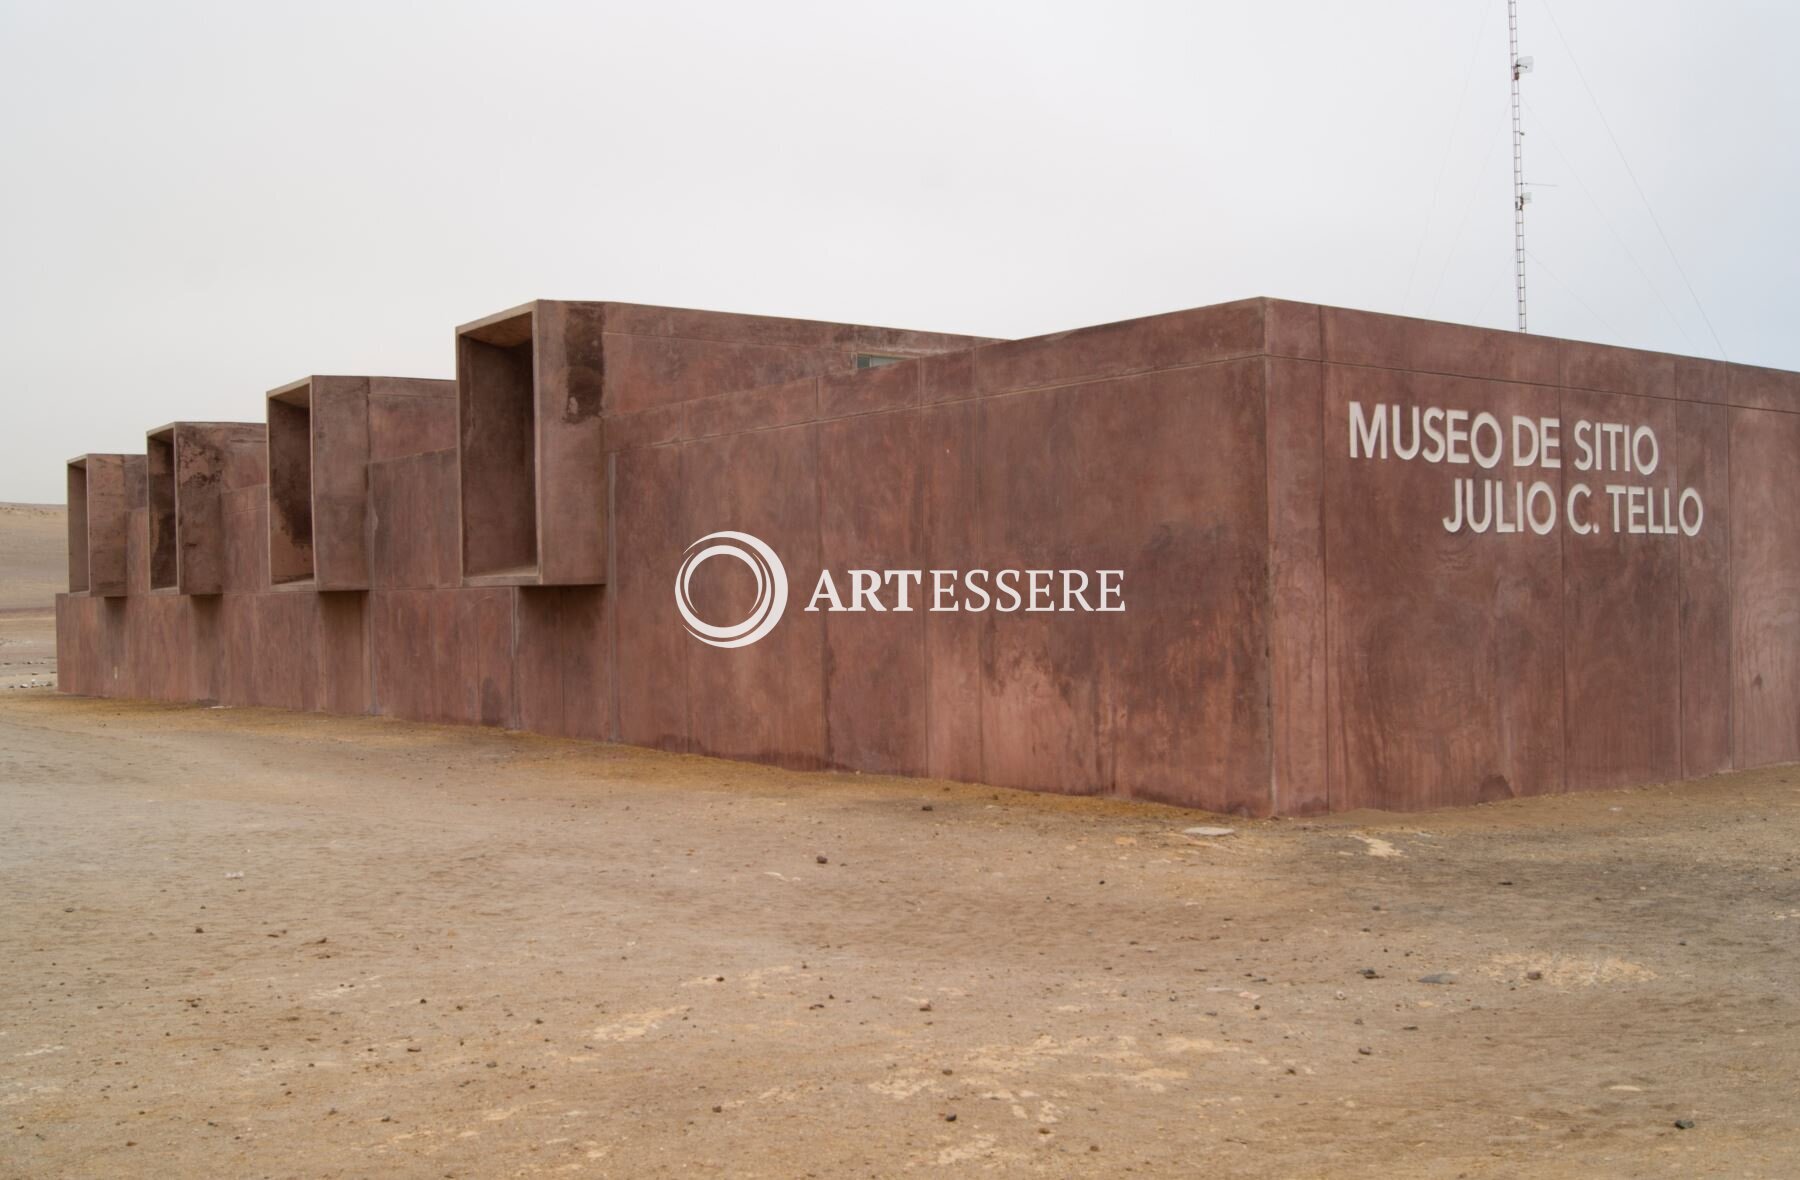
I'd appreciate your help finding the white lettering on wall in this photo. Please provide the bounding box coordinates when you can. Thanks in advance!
[1346,400,1706,537]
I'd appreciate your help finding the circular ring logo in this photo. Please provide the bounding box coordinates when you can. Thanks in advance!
[674,531,788,649]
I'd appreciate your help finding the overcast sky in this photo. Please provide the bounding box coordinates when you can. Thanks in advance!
[1,0,1793,503]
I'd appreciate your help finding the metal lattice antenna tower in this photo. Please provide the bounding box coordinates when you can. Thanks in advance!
[1509,0,1528,331]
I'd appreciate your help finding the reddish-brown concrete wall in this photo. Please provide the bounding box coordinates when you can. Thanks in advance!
[1731,406,1800,767]
[599,303,989,416]
[603,302,1279,810]
[54,299,1800,814]
[1265,306,1799,810]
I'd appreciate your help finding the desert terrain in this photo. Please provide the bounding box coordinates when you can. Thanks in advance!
[4,504,1799,1177]
[1,691,1796,1178]
[0,501,62,691]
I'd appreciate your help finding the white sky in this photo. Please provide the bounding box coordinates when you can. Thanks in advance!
[1,0,1794,503]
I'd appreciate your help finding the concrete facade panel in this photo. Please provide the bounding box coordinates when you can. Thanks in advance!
[53,595,87,694]
[533,302,608,586]
[602,323,963,418]
[316,592,370,716]
[253,592,319,711]
[1730,407,1800,766]
[973,300,1263,395]
[188,596,222,704]
[515,586,609,740]
[1265,357,1330,815]
[685,377,818,440]
[610,444,691,753]
[127,507,150,596]
[977,362,1270,812]
[919,400,986,783]
[369,589,436,722]
[1322,365,1566,809]
[1559,340,1677,399]
[217,594,256,706]
[370,451,459,590]
[820,361,919,419]
[1322,307,1562,385]
[1677,400,1733,777]
[308,379,372,588]
[556,587,610,742]
[1676,356,1729,404]
[134,594,197,703]
[818,411,929,776]
[920,349,975,406]
[1558,389,1682,791]
[1262,299,1323,361]
[97,598,129,696]
[369,377,458,460]
[513,588,562,737]
[223,487,269,594]
[680,425,827,769]
[458,588,515,727]
[603,333,834,416]
[1729,365,1800,415]
[153,422,267,595]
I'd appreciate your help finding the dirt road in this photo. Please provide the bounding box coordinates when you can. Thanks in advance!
[1,692,1796,1177]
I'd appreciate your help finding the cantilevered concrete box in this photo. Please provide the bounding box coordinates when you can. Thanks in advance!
[455,300,987,586]
[146,422,268,594]
[267,376,456,590]
[65,453,144,598]
[456,303,597,585]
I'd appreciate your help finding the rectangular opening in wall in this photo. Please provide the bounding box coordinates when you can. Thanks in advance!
[458,310,538,580]
[66,458,90,593]
[267,382,316,586]
[147,428,177,591]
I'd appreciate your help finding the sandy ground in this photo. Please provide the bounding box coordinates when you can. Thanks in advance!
[0,503,63,691]
[0,610,55,691]
[1,693,1796,1178]
[0,503,65,614]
